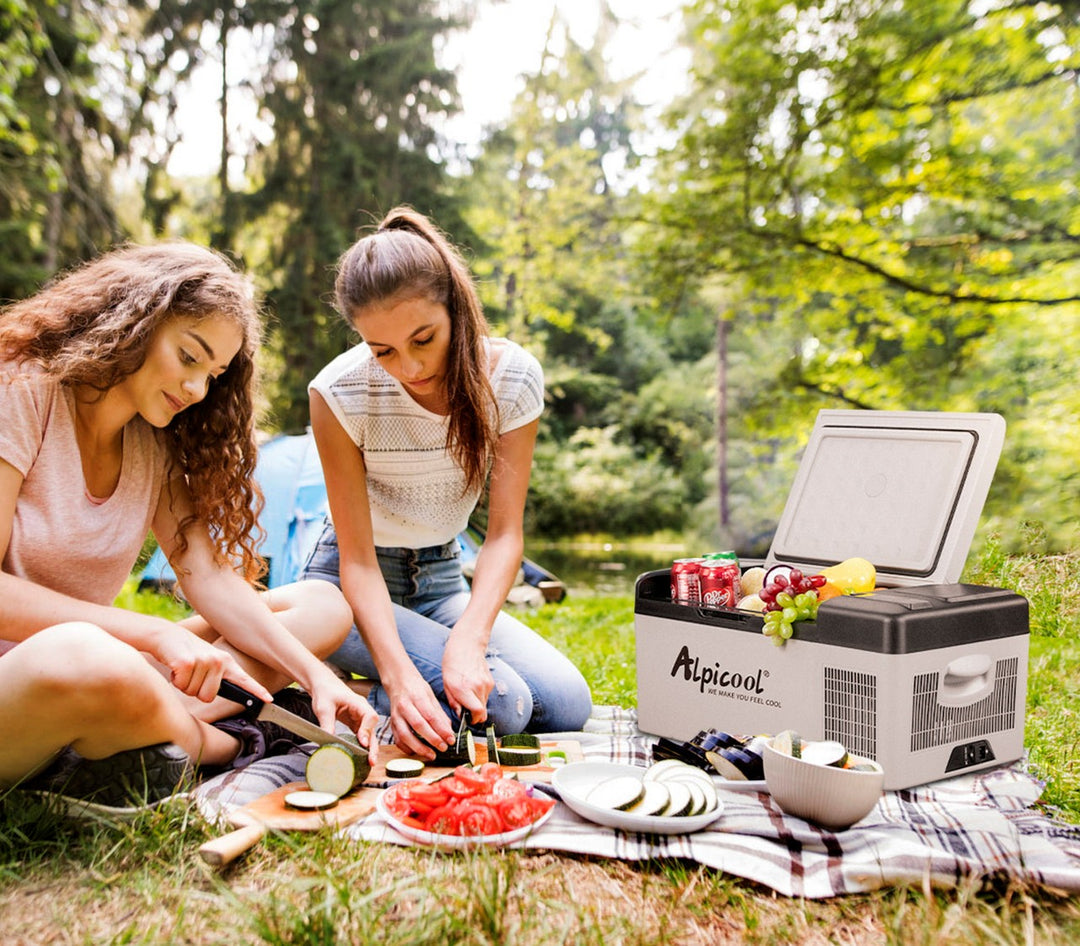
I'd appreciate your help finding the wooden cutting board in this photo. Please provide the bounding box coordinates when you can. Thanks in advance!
[370,739,583,784]
[198,740,582,868]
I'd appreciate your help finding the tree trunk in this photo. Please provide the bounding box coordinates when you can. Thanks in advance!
[717,314,730,527]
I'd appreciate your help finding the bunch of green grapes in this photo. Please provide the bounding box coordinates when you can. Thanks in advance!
[759,568,826,646]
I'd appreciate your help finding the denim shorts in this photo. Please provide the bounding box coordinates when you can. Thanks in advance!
[300,521,592,734]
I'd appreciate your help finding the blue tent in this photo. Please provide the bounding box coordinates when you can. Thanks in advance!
[140,430,565,601]
[140,431,329,591]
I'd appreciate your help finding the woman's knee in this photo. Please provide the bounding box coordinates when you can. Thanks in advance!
[19,623,156,711]
[266,578,354,657]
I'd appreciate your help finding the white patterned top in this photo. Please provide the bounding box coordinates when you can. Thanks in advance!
[309,337,543,548]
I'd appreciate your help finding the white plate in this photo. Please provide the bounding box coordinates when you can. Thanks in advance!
[375,792,554,849]
[552,762,726,835]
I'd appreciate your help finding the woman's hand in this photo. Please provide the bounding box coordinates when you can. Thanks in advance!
[309,679,382,764]
[442,633,493,726]
[384,671,456,760]
[153,624,273,704]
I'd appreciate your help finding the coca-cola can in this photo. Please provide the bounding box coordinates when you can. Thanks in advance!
[670,558,702,604]
[700,552,740,609]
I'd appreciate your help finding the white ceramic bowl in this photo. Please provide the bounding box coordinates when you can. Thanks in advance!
[762,741,884,831]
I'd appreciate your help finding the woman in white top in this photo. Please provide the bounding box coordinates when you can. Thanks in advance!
[301,207,591,759]
[0,243,379,809]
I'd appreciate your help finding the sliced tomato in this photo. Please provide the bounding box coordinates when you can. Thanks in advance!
[440,776,480,799]
[453,766,493,793]
[400,782,450,808]
[383,789,414,821]
[490,777,529,799]
[456,800,504,836]
[477,762,504,782]
[423,803,461,836]
[496,794,554,830]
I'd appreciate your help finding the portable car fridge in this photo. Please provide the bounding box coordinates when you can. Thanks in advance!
[634,410,1029,790]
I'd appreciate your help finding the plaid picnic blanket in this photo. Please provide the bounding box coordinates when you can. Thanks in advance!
[194,706,1080,900]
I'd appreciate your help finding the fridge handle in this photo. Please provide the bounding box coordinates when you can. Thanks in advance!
[938,654,994,707]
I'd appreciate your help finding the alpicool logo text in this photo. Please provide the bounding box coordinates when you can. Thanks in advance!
[669,644,768,696]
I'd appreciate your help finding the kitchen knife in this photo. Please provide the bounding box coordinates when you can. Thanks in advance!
[218,679,366,755]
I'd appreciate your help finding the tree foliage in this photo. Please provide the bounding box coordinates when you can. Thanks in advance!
[1,0,1077,549]
[226,0,477,431]
[647,0,1080,547]
[0,0,124,299]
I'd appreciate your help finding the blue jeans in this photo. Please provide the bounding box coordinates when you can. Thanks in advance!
[300,521,592,734]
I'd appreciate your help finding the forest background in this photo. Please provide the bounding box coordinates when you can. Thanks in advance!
[3,0,1078,557]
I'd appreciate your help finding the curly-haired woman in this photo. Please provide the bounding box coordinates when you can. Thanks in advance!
[0,243,378,809]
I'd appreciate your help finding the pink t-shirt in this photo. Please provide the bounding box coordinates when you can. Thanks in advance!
[0,367,169,616]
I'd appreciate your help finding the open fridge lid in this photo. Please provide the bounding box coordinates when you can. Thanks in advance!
[765,410,1005,586]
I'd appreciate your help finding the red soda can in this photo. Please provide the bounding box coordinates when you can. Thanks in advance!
[670,558,702,604]
[700,551,740,609]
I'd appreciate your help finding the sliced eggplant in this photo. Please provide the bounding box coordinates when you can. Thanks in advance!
[706,746,764,782]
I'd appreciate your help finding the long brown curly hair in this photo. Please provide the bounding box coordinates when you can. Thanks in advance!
[333,207,498,494]
[0,242,267,583]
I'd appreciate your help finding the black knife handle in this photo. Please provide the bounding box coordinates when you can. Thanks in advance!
[218,679,264,717]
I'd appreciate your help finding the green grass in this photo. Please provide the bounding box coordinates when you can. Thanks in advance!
[2,542,1078,944]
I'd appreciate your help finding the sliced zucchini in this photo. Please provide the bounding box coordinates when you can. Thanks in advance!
[495,746,542,766]
[284,789,340,811]
[587,775,645,811]
[800,740,850,768]
[771,729,803,759]
[500,733,541,749]
[486,725,499,764]
[663,779,693,817]
[385,758,425,779]
[546,749,568,766]
[628,780,671,816]
[644,759,692,782]
[666,770,720,812]
[305,744,370,797]
[433,730,476,766]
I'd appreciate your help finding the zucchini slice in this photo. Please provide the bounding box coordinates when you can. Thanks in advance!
[385,758,425,779]
[682,780,707,816]
[499,733,541,749]
[587,775,645,811]
[800,739,850,768]
[284,789,340,811]
[434,730,476,766]
[628,780,671,816]
[305,744,370,797]
[494,746,542,766]
[643,759,691,782]
[486,725,499,764]
[663,779,693,817]
[771,729,803,759]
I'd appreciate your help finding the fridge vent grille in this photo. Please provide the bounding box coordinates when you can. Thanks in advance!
[910,657,1020,752]
[823,668,877,760]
